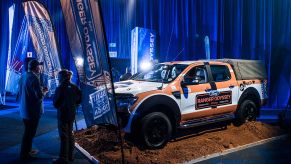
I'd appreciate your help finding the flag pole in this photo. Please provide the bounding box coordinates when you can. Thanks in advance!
[96,0,125,163]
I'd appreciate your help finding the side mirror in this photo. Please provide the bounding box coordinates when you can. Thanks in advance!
[181,76,201,86]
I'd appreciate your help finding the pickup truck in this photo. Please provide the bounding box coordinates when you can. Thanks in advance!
[115,59,268,148]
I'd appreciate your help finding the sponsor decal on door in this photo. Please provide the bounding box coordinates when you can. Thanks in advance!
[196,91,232,109]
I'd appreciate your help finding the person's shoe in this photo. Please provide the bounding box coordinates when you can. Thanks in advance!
[20,154,37,161]
[52,158,68,164]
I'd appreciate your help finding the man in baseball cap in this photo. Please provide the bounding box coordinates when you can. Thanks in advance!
[18,59,48,161]
[28,59,44,74]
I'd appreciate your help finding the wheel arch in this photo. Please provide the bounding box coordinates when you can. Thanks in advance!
[238,87,261,116]
[131,95,181,133]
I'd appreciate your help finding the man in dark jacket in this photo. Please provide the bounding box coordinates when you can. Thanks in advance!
[53,69,81,163]
[19,59,48,161]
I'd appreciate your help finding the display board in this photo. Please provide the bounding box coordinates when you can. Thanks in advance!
[131,27,157,74]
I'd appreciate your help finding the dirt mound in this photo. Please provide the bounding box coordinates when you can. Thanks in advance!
[75,125,121,154]
[75,121,285,164]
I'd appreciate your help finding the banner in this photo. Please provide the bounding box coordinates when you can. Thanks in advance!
[5,15,28,94]
[61,0,117,126]
[23,1,62,95]
[131,27,157,74]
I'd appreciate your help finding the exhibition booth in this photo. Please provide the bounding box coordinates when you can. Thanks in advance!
[0,0,291,163]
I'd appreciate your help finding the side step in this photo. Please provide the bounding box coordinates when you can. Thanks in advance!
[179,113,235,129]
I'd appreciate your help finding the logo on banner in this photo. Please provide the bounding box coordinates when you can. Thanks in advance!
[72,0,103,86]
[25,9,62,96]
[28,16,53,72]
[89,86,111,120]
[150,32,155,60]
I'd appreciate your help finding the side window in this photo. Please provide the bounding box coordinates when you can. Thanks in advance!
[210,65,231,82]
[185,66,208,84]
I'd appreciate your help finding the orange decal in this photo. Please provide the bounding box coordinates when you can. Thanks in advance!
[213,105,237,115]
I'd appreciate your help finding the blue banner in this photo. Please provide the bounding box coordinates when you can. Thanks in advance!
[131,27,157,74]
[23,1,62,96]
[61,0,117,126]
[5,16,29,94]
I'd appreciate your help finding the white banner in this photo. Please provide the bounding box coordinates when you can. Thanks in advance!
[23,1,62,95]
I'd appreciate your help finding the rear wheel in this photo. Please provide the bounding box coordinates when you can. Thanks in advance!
[141,112,172,149]
[235,100,257,125]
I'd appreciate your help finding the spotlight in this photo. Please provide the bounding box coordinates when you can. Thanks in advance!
[76,57,84,67]
[140,61,152,71]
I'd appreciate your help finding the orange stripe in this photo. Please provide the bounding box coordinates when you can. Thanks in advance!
[214,105,237,115]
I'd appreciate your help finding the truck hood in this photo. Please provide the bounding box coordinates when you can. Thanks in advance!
[114,80,164,96]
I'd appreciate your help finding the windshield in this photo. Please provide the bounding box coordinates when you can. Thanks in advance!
[132,64,188,83]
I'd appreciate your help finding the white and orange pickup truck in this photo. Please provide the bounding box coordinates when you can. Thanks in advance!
[115,59,268,148]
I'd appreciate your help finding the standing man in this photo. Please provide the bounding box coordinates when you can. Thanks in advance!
[53,69,81,163]
[19,59,48,161]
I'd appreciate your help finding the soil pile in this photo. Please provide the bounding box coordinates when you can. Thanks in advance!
[75,121,285,164]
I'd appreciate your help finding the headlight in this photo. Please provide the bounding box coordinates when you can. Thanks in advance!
[116,95,138,113]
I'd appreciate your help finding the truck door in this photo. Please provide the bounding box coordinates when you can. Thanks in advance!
[207,64,238,115]
[180,65,214,121]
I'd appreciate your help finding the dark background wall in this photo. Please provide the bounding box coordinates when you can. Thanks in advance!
[0,0,291,108]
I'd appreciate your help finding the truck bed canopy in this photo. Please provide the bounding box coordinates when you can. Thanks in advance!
[216,59,267,80]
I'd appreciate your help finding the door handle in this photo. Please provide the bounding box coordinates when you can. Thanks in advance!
[229,85,235,89]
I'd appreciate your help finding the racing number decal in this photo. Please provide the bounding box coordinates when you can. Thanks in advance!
[196,91,232,110]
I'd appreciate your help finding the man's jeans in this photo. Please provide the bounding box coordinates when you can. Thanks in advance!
[58,120,74,161]
[20,118,40,158]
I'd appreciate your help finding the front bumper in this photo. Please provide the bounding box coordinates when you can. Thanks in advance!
[115,93,137,133]
[117,111,130,128]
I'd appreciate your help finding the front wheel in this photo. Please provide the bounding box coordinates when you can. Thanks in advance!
[141,112,172,149]
[235,100,258,125]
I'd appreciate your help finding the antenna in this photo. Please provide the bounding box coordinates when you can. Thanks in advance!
[165,24,174,62]
[172,47,185,61]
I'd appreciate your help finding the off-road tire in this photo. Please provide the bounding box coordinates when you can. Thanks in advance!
[235,99,257,126]
[141,112,172,149]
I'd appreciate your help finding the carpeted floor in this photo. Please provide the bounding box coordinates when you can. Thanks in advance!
[0,99,89,163]
[0,105,17,110]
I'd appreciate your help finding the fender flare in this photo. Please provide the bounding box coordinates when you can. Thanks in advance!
[131,95,181,132]
[238,87,261,115]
